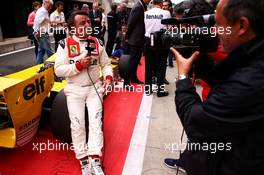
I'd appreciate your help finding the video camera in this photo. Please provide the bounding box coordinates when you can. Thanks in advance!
[151,14,219,56]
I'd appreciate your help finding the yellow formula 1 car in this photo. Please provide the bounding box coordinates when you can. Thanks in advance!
[0,54,120,148]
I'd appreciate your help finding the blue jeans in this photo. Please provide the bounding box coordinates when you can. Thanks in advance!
[37,34,54,64]
[112,49,124,58]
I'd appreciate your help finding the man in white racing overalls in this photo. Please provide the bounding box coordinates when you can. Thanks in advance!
[54,10,113,175]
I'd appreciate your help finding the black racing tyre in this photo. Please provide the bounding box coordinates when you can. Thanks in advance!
[50,90,89,143]
[50,90,72,143]
[118,54,130,79]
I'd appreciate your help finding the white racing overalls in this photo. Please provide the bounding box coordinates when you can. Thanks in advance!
[54,35,113,159]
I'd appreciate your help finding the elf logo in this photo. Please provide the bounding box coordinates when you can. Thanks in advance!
[23,76,45,100]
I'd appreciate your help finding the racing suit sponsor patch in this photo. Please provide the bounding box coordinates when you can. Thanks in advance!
[69,45,79,56]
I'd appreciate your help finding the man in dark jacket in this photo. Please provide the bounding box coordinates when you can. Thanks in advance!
[106,4,118,56]
[89,2,102,39]
[117,3,129,31]
[124,0,151,88]
[171,0,264,174]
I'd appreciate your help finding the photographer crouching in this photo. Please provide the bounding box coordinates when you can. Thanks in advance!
[144,0,171,97]
[171,0,264,175]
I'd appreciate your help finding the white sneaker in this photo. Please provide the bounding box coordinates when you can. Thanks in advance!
[89,157,104,175]
[80,159,91,175]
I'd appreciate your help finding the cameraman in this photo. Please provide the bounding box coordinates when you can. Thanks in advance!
[172,0,264,174]
[144,0,171,97]
[164,0,214,172]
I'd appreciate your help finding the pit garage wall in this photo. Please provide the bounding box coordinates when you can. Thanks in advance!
[1,0,33,38]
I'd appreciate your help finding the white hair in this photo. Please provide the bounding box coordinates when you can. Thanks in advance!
[82,4,89,8]
[43,0,53,4]
[93,2,99,7]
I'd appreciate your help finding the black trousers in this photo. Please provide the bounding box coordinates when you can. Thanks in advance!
[106,30,117,56]
[124,45,143,84]
[144,39,168,91]
[28,33,39,58]
[33,36,39,58]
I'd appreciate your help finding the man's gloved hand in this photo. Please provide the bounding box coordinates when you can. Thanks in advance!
[75,51,90,71]
[80,56,92,69]
[103,77,113,95]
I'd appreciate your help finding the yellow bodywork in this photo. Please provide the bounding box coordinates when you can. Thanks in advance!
[0,64,54,148]
[6,56,66,93]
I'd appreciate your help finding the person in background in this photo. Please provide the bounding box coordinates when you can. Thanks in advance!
[162,0,173,15]
[50,1,66,51]
[101,19,106,44]
[144,0,171,97]
[100,7,106,44]
[163,0,174,68]
[117,3,129,31]
[27,1,41,58]
[89,2,103,40]
[66,4,79,21]
[111,24,129,59]
[117,5,121,14]
[81,4,89,13]
[106,4,118,56]
[160,0,173,86]
[33,0,54,64]
[125,0,152,89]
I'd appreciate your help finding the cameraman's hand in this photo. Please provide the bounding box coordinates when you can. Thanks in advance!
[80,56,92,69]
[170,47,200,75]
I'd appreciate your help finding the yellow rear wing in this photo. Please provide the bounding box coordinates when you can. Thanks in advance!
[0,67,54,148]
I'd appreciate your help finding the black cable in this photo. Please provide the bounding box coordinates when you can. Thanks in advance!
[86,70,104,106]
